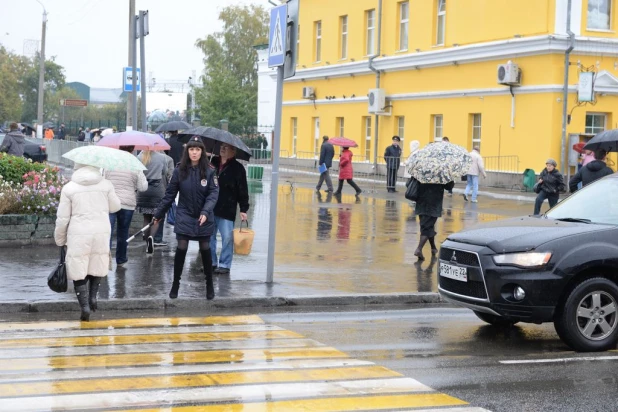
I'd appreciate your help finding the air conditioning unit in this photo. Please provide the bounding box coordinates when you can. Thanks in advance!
[368,88,386,113]
[302,87,315,99]
[497,61,521,85]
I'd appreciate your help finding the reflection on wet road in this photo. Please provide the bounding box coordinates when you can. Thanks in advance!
[0,315,489,411]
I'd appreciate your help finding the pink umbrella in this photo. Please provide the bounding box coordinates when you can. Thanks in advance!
[329,137,358,148]
[96,130,171,151]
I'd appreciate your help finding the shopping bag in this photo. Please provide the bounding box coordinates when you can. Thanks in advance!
[233,220,255,255]
[48,246,68,293]
[405,177,420,201]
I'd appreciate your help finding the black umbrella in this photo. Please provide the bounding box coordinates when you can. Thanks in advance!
[179,126,252,161]
[583,129,618,152]
[155,121,191,133]
[43,121,55,129]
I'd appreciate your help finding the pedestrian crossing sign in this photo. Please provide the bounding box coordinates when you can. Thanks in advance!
[268,4,287,67]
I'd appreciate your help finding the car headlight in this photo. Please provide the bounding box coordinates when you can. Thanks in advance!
[493,252,552,268]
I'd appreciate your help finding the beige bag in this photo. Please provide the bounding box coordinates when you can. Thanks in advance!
[233,220,254,255]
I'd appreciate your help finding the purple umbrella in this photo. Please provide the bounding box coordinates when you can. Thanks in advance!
[96,130,170,151]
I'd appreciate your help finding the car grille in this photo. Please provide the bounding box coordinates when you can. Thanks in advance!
[439,248,480,267]
[439,276,488,299]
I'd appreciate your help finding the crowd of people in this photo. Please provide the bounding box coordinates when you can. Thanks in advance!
[53,132,250,321]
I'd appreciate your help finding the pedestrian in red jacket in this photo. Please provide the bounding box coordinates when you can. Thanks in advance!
[334,147,362,196]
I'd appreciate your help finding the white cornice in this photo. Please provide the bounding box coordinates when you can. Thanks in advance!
[270,35,618,83]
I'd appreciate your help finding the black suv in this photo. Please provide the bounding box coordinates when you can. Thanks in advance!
[439,174,618,352]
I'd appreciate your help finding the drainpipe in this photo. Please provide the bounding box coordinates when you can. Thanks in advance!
[560,0,574,175]
[368,0,383,168]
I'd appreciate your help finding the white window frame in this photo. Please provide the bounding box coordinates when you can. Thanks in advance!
[315,21,322,62]
[292,117,298,155]
[472,114,482,150]
[587,0,613,31]
[399,2,409,51]
[585,113,607,135]
[365,117,372,159]
[314,117,321,155]
[337,117,345,137]
[397,116,405,145]
[436,0,446,45]
[340,15,348,60]
[433,115,443,141]
[366,9,376,56]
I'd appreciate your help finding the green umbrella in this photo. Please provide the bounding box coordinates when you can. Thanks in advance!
[62,146,147,171]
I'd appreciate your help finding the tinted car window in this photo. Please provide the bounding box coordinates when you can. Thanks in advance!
[546,177,618,225]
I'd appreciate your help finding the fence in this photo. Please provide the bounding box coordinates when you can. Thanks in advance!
[483,155,520,173]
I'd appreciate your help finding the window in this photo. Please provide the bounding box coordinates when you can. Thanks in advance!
[399,2,409,51]
[588,0,612,30]
[396,116,405,146]
[291,117,298,155]
[340,16,348,59]
[433,115,443,141]
[364,117,372,159]
[471,114,482,150]
[315,21,322,62]
[585,113,606,135]
[366,9,376,56]
[436,0,446,45]
[336,117,345,136]
[313,117,321,155]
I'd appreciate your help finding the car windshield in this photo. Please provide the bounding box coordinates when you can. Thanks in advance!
[546,176,618,225]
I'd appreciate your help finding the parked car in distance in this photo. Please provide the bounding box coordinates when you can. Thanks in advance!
[0,134,48,163]
[439,174,618,352]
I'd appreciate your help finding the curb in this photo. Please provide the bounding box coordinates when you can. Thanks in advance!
[0,293,442,313]
[450,188,536,203]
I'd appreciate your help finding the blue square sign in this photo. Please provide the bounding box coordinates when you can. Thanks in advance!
[268,5,287,68]
[123,67,141,92]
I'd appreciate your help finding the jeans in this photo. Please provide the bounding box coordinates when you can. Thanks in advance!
[109,209,134,264]
[464,175,479,201]
[210,217,235,269]
[534,191,559,215]
[316,170,333,191]
[153,215,165,243]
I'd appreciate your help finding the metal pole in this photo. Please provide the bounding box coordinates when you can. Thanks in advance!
[36,9,47,138]
[139,11,147,132]
[131,15,138,132]
[126,0,135,131]
[373,0,383,167]
[266,66,284,283]
[561,0,574,174]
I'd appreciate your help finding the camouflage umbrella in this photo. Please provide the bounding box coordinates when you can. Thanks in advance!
[406,142,472,184]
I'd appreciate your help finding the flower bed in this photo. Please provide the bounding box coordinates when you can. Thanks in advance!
[0,154,67,247]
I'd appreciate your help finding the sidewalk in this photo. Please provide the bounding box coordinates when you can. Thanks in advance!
[0,170,536,314]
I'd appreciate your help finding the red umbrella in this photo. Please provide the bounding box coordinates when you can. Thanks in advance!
[329,137,358,148]
[572,142,586,154]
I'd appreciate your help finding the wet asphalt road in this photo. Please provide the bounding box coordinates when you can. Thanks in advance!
[262,308,618,412]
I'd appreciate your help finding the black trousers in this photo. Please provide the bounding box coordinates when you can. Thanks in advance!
[336,179,361,194]
[534,191,559,215]
[387,168,398,189]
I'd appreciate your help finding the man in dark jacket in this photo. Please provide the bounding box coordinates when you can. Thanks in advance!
[167,131,185,165]
[569,149,613,193]
[385,136,402,192]
[0,123,26,157]
[210,143,250,275]
[316,135,334,192]
[58,123,66,140]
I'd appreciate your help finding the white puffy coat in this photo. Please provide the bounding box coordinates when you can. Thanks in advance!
[54,166,121,281]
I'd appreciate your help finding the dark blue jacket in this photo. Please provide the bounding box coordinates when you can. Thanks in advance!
[154,165,219,238]
[318,141,335,168]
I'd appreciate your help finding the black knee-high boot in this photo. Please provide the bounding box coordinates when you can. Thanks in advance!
[414,236,429,261]
[201,249,215,300]
[88,276,100,312]
[74,282,90,321]
[169,248,188,299]
[428,237,438,256]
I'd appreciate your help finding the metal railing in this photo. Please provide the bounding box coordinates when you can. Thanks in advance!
[483,155,520,173]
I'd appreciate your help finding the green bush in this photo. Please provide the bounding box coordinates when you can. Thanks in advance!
[0,154,46,185]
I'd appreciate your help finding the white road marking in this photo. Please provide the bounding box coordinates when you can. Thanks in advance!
[500,355,618,365]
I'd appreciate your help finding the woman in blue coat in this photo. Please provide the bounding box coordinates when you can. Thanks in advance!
[154,137,219,299]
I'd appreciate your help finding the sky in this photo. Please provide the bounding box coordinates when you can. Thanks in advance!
[0,0,266,89]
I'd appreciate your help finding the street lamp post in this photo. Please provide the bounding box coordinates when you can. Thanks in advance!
[35,0,47,138]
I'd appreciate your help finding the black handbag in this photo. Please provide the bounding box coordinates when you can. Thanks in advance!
[48,246,68,293]
[533,182,542,194]
[405,177,420,201]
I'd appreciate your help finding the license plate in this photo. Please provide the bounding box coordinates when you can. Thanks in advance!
[440,262,468,282]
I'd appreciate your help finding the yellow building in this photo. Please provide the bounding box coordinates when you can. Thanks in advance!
[279,0,618,176]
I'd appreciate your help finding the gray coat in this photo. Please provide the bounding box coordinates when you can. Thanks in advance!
[0,131,26,157]
[136,151,172,210]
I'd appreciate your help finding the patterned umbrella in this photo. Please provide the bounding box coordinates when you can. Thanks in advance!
[406,142,471,184]
[62,146,147,171]
[328,137,358,148]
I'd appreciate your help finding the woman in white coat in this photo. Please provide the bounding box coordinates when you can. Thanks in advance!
[55,164,121,321]
[404,140,421,179]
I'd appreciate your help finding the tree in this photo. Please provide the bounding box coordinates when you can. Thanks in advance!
[0,47,30,122]
[20,55,65,123]
[194,5,268,136]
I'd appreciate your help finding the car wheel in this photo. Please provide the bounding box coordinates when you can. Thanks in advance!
[554,277,618,352]
[473,311,518,327]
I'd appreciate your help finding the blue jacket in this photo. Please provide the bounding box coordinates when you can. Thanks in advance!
[154,165,219,238]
